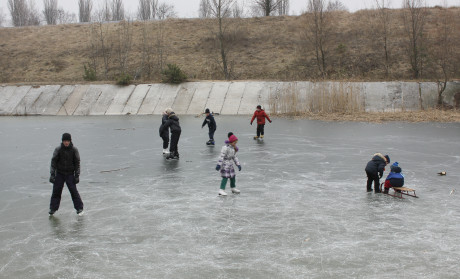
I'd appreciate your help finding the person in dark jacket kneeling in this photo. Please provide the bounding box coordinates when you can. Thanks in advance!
[160,110,170,154]
[160,108,182,160]
[49,133,84,216]
[383,162,404,194]
[364,153,390,193]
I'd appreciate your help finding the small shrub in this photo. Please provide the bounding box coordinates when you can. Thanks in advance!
[83,64,97,81]
[116,73,132,86]
[162,64,187,84]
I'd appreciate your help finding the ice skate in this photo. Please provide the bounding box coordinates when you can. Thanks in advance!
[231,188,240,194]
[49,210,56,216]
[77,209,84,216]
[260,135,264,139]
[163,149,169,154]
[253,136,259,140]
[218,189,227,196]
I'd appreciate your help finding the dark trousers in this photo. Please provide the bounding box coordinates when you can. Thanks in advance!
[161,133,169,149]
[170,131,181,154]
[208,129,216,140]
[256,124,265,137]
[50,173,83,211]
[366,171,380,192]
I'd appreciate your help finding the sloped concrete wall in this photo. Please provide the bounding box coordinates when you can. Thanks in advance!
[0,81,459,116]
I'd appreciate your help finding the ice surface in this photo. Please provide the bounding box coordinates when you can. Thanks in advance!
[0,116,459,278]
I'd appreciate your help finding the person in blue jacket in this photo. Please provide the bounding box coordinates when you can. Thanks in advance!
[365,153,390,193]
[383,162,405,194]
[202,108,217,145]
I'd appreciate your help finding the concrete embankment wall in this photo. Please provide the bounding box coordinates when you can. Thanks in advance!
[0,81,459,116]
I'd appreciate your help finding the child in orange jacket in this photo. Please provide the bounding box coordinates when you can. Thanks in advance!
[250,105,272,139]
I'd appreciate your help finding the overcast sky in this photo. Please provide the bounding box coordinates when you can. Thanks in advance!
[1,0,458,24]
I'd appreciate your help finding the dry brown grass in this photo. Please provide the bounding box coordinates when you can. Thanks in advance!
[275,109,460,123]
[0,7,459,84]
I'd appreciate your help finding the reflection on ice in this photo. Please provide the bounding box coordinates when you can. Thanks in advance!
[0,116,459,278]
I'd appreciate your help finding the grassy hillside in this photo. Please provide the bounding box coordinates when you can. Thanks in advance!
[0,7,459,84]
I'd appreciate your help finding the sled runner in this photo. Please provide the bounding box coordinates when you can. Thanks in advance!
[385,187,418,199]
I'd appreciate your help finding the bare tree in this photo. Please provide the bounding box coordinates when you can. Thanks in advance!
[151,0,158,18]
[199,0,211,18]
[156,2,176,19]
[138,0,151,20]
[402,0,426,79]
[277,0,289,15]
[27,0,41,25]
[8,0,40,26]
[78,0,92,22]
[231,1,245,17]
[100,0,112,21]
[373,0,392,77]
[111,0,124,21]
[431,6,455,107]
[0,8,4,26]
[208,0,235,79]
[114,19,133,76]
[327,0,347,11]
[56,8,76,24]
[305,0,331,78]
[43,0,58,25]
[253,0,280,16]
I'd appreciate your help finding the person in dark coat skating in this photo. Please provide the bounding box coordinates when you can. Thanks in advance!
[49,133,84,216]
[160,108,182,160]
[364,153,390,193]
[160,110,170,154]
[202,108,217,145]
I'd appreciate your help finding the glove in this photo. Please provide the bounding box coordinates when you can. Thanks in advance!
[269,120,272,123]
[216,165,221,171]
[75,176,80,184]
[250,122,253,125]
[238,165,241,171]
[49,175,55,184]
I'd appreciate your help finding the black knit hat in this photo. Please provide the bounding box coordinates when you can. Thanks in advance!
[62,133,72,141]
[256,105,262,109]
[384,155,390,164]
[205,108,210,113]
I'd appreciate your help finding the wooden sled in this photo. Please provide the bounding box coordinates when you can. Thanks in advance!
[385,186,418,199]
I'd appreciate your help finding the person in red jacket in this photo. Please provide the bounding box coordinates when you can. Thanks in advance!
[250,105,272,139]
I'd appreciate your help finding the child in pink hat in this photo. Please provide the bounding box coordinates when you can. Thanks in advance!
[215,134,242,196]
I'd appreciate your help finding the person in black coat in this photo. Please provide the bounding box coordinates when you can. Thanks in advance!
[49,133,84,216]
[364,153,390,193]
[201,108,217,145]
[160,108,182,159]
[159,111,170,154]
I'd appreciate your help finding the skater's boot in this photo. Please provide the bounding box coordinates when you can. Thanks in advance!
[219,189,227,196]
[210,140,215,145]
[163,149,169,154]
[260,135,264,139]
[173,152,179,159]
[49,209,56,216]
[166,153,174,160]
[231,188,240,194]
[253,136,259,140]
[206,140,212,145]
[77,209,84,216]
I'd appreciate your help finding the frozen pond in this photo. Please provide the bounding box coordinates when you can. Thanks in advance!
[0,116,459,278]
